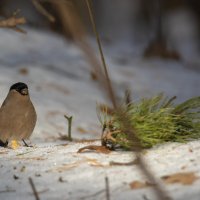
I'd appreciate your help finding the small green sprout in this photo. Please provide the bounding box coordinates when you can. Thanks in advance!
[64,115,73,141]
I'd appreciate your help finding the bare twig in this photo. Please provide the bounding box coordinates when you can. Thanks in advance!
[32,0,55,22]
[105,176,110,200]
[29,177,40,200]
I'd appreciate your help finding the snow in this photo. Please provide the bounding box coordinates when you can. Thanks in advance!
[0,28,200,200]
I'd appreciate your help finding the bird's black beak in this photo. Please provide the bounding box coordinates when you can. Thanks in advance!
[21,88,28,95]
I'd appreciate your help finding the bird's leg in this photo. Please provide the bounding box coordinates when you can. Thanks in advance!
[22,139,32,147]
[0,140,8,147]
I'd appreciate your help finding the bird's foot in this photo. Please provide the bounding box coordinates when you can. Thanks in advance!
[22,139,33,147]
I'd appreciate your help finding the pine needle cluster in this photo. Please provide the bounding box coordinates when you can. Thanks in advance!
[100,94,200,149]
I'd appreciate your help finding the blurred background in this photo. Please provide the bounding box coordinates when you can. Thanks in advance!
[1,2,200,200]
[1,0,200,63]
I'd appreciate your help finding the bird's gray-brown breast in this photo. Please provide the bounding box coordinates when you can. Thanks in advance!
[0,91,37,143]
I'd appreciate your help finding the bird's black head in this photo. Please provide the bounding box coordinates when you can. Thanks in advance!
[10,82,29,95]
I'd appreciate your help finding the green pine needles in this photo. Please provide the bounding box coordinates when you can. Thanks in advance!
[99,94,200,150]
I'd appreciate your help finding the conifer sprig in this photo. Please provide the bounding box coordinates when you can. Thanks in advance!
[100,94,200,149]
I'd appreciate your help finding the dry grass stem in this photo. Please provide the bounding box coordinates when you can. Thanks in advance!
[85,0,117,108]
[32,0,55,22]
[85,1,172,199]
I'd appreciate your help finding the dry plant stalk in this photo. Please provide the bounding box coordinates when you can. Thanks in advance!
[86,1,172,199]
[85,0,117,108]
[32,0,55,22]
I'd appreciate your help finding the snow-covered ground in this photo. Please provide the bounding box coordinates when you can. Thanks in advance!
[0,28,200,200]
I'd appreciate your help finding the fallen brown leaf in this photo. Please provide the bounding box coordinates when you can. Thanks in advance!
[77,145,111,154]
[161,172,198,185]
[130,180,154,189]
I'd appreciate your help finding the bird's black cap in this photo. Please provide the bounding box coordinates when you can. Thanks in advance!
[10,82,28,95]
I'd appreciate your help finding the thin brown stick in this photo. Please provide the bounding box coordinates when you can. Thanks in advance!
[32,0,55,22]
[85,0,117,109]
[29,177,40,200]
[105,176,110,200]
